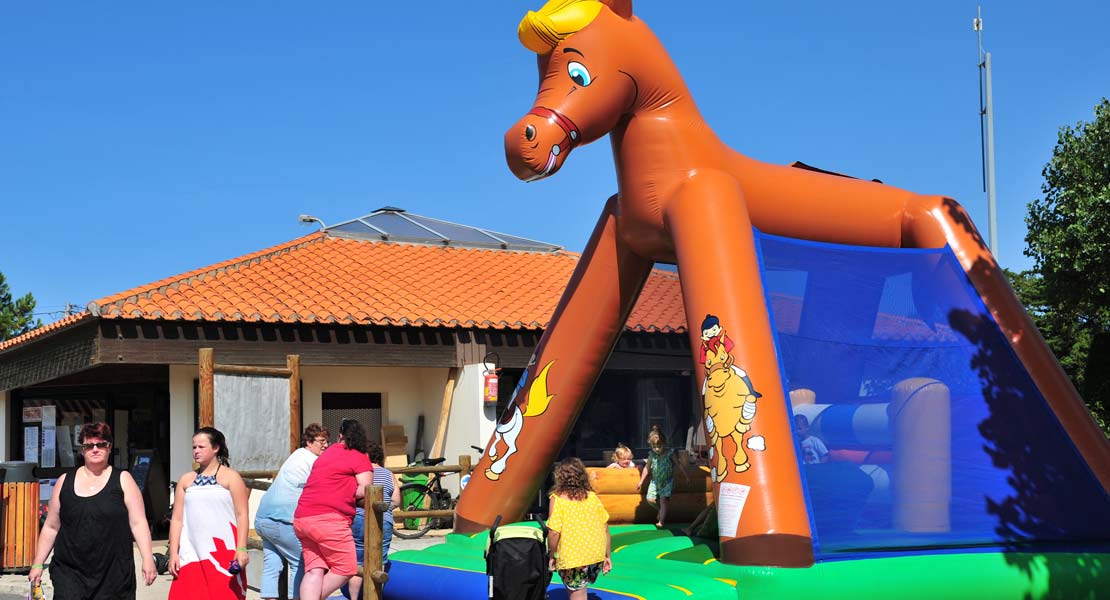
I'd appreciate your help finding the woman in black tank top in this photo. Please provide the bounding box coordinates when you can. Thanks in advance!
[29,422,158,599]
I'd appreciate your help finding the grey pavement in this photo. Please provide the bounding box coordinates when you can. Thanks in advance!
[0,528,449,599]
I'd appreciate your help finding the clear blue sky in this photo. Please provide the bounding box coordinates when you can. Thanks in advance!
[3,1,1108,322]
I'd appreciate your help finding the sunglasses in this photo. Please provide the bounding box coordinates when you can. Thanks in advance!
[81,441,111,450]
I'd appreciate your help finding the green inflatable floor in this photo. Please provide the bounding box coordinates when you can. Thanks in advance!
[390,523,1110,599]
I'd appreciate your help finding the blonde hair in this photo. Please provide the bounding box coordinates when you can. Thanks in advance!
[551,457,593,501]
[647,424,667,447]
[613,443,633,461]
[518,0,604,54]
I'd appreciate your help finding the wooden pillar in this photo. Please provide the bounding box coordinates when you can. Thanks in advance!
[430,368,459,459]
[199,348,214,428]
[363,485,386,600]
[459,454,472,478]
[287,355,301,453]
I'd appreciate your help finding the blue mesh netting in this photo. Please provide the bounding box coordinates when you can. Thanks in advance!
[755,232,1110,560]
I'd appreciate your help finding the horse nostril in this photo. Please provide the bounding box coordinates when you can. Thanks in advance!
[525,124,536,141]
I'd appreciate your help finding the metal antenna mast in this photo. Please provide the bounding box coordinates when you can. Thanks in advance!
[975,6,999,256]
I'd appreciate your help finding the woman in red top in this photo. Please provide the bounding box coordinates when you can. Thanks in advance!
[294,419,373,600]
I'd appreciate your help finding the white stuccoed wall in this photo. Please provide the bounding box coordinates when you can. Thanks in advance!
[169,363,472,523]
[437,362,499,496]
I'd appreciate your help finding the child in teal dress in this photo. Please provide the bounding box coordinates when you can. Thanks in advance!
[635,425,687,527]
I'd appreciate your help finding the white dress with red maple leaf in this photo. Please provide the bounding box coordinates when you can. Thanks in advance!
[169,481,247,599]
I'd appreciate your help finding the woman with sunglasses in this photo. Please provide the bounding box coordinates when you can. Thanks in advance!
[255,423,330,599]
[29,421,158,598]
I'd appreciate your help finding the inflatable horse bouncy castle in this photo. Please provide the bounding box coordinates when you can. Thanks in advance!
[393,1,1110,595]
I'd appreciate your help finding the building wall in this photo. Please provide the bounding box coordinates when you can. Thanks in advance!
[168,363,496,518]
[168,365,199,480]
[438,362,499,496]
[0,389,8,461]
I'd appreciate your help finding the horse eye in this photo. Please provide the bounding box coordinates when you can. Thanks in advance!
[567,61,592,87]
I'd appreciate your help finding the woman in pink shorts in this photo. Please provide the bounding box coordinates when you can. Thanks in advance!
[294,419,373,600]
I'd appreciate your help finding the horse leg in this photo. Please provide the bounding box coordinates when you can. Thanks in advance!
[455,196,655,532]
[488,429,503,461]
[731,430,749,473]
[486,410,519,474]
[486,410,522,481]
[708,421,727,483]
[666,168,813,567]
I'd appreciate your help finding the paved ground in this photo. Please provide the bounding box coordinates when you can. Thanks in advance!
[0,529,449,599]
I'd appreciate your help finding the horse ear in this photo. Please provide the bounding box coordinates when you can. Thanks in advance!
[601,0,633,19]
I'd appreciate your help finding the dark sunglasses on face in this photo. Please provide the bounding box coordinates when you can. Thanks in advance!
[81,441,111,450]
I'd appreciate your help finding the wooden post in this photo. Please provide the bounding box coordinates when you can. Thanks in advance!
[363,485,386,600]
[459,454,472,478]
[287,355,301,453]
[199,348,215,428]
[430,368,459,459]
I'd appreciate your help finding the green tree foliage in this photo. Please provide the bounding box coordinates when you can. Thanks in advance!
[1019,98,1110,435]
[0,271,41,342]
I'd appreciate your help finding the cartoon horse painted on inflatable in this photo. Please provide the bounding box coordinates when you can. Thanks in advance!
[703,327,762,482]
[456,0,1104,567]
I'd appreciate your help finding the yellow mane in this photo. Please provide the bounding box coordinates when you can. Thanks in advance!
[518,0,604,54]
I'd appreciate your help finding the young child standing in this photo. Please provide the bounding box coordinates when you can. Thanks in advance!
[606,444,636,469]
[636,425,687,528]
[547,458,612,600]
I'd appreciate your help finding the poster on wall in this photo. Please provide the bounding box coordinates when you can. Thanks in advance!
[22,406,42,423]
[41,428,57,468]
[24,426,40,463]
[42,405,56,428]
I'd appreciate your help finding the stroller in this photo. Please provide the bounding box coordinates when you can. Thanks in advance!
[485,515,551,600]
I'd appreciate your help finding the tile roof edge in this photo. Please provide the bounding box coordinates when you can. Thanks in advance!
[0,312,93,354]
[88,232,326,317]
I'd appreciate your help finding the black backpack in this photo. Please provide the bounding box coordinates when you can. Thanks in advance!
[485,515,551,600]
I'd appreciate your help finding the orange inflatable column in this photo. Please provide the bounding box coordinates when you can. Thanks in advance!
[454,197,655,532]
[666,170,814,567]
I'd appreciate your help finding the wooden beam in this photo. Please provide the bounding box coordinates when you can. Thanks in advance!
[213,364,293,377]
[429,367,458,459]
[288,355,301,453]
[199,348,214,428]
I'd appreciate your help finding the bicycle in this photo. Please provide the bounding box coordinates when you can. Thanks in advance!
[393,456,458,539]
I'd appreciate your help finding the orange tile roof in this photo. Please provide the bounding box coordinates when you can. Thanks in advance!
[0,312,92,352]
[76,232,687,333]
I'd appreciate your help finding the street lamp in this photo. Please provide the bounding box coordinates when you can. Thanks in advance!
[298,214,327,230]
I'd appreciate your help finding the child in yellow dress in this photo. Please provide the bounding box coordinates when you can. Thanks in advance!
[547,458,612,600]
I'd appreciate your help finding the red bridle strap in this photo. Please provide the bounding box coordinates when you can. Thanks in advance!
[528,107,581,154]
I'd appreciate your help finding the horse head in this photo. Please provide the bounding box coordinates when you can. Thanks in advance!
[505,0,639,182]
[705,348,736,393]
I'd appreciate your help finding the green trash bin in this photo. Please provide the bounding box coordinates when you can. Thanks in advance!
[399,473,429,530]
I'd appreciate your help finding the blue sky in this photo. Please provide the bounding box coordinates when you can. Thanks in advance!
[2,1,1108,322]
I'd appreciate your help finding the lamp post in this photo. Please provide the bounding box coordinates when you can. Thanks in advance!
[975,6,998,257]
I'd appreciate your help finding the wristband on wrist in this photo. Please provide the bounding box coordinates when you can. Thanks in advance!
[31,563,44,569]
[236,547,248,552]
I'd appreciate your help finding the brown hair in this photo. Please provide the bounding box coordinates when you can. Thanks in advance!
[79,422,114,445]
[367,441,384,465]
[647,424,667,447]
[301,423,330,447]
[551,457,592,501]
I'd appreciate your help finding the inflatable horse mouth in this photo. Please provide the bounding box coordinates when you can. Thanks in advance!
[505,107,581,182]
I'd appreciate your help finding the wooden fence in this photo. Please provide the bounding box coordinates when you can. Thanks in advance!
[244,454,474,600]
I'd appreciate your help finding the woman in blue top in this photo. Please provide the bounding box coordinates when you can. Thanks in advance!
[255,423,329,600]
[343,440,400,600]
